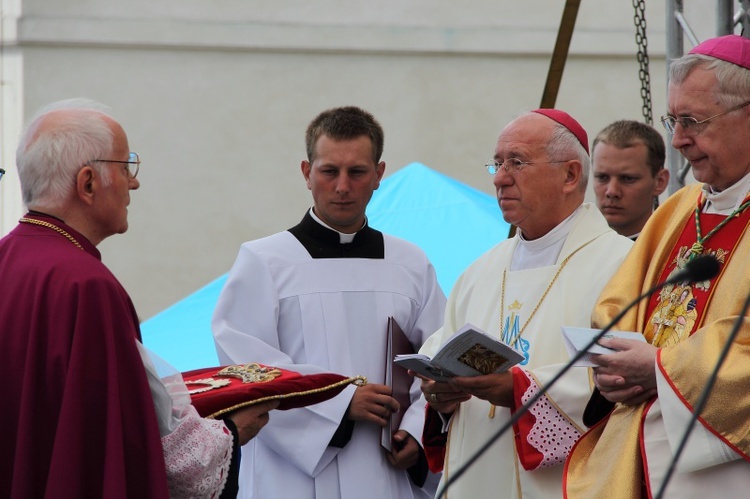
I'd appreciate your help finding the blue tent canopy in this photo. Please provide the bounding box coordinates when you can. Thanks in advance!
[141,162,509,370]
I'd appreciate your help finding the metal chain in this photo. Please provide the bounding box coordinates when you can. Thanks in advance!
[633,0,653,125]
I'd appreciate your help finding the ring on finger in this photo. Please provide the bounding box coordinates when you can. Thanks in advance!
[430,393,438,403]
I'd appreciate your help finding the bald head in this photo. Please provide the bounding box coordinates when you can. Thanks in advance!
[17,101,120,208]
[503,112,590,192]
[25,108,113,146]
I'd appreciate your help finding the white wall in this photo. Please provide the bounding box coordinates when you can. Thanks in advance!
[1,1,720,318]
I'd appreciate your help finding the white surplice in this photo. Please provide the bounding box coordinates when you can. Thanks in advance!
[212,223,446,499]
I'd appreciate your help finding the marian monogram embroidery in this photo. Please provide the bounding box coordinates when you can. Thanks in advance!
[498,247,591,368]
[502,300,530,365]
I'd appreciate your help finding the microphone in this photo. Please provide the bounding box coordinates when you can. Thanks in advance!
[654,278,749,498]
[664,253,720,285]
[434,253,720,498]
[583,253,721,425]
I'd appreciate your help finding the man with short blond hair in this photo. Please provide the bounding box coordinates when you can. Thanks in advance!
[213,106,446,499]
[592,120,669,239]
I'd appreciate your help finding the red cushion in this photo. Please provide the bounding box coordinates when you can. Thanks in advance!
[183,363,365,419]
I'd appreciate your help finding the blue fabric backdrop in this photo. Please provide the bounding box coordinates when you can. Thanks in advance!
[141,162,509,370]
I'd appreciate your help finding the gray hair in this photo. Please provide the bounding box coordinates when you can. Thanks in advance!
[546,123,590,192]
[669,54,750,107]
[17,98,116,207]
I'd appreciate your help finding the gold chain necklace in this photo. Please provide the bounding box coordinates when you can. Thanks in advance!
[19,217,84,250]
[499,239,594,347]
[488,239,594,419]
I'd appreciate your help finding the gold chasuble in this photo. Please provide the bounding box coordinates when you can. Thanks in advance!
[564,184,750,498]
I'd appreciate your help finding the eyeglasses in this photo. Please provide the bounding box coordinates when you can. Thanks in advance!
[93,152,141,178]
[660,101,750,135]
[485,158,571,174]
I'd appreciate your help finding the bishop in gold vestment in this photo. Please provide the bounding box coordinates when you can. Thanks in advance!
[565,34,750,498]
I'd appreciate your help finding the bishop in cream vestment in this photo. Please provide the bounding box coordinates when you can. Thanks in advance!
[421,204,632,498]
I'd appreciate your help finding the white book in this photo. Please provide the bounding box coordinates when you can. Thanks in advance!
[560,326,646,367]
[394,323,524,382]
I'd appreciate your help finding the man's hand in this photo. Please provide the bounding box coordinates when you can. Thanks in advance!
[227,399,280,446]
[592,337,658,405]
[413,372,471,414]
[449,371,514,408]
[347,383,400,427]
[386,430,419,469]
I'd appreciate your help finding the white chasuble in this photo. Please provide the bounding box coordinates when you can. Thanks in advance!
[421,203,632,499]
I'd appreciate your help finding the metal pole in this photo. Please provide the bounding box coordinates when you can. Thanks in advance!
[740,1,750,36]
[717,0,735,35]
[665,0,686,195]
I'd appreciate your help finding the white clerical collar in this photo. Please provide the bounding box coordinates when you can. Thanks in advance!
[308,208,364,243]
[511,204,583,271]
[701,171,750,215]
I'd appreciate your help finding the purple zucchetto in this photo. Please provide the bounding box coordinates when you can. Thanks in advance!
[689,34,750,70]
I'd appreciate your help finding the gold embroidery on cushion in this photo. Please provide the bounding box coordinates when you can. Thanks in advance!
[185,378,231,394]
[217,363,283,383]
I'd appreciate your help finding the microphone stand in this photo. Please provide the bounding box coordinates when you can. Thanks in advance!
[654,291,750,499]
[435,257,718,498]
